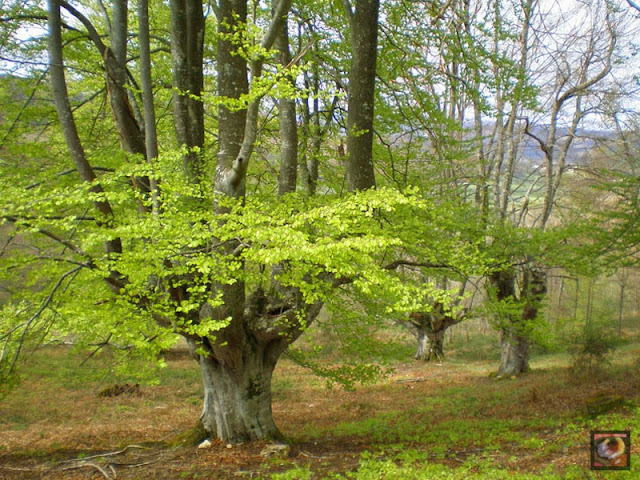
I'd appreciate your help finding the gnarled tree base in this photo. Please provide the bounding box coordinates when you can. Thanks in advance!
[495,332,530,378]
[198,342,287,445]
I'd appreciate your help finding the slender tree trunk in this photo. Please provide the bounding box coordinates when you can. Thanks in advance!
[586,278,594,326]
[171,0,205,182]
[300,66,337,195]
[276,15,298,195]
[555,276,565,324]
[47,0,123,258]
[618,283,625,336]
[138,0,160,212]
[105,0,148,162]
[573,277,580,322]
[344,0,379,191]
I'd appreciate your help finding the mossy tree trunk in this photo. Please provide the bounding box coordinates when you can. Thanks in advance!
[492,265,546,378]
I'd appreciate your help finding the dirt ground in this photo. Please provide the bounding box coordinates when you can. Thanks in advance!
[0,347,638,479]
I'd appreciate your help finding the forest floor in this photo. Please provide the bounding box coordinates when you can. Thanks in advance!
[0,344,639,479]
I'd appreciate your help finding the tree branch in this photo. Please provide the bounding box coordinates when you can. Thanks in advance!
[0,14,80,32]
[555,21,616,107]
[59,0,107,54]
[3,216,87,256]
[383,259,451,270]
[2,266,83,377]
[341,0,354,21]
[260,0,292,51]
[26,167,114,190]
[0,70,47,149]
[48,0,122,256]
[522,117,551,160]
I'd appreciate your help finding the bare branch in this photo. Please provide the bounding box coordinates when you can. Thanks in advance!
[26,166,114,190]
[0,14,80,32]
[555,19,616,107]
[627,0,640,12]
[2,266,83,377]
[522,117,551,160]
[3,216,87,256]
[383,259,451,270]
[0,70,47,149]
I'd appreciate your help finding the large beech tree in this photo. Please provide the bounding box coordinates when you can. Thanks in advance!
[4,0,469,445]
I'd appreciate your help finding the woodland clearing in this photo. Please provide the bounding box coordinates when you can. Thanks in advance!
[0,343,638,479]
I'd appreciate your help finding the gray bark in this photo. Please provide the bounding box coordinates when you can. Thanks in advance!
[215,0,249,197]
[138,0,160,212]
[47,0,122,257]
[198,339,285,443]
[105,0,150,200]
[344,0,379,191]
[490,269,527,377]
[104,0,147,159]
[405,302,465,362]
[198,0,316,445]
[300,65,338,195]
[59,0,148,195]
[426,330,445,362]
[138,0,158,161]
[276,16,298,196]
[196,291,323,443]
[497,332,530,377]
[171,0,205,182]
[415,331,428,361]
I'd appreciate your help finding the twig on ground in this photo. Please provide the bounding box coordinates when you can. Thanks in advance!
[60,461,115,480]
[299,450,339,459]
[58,444,151,463]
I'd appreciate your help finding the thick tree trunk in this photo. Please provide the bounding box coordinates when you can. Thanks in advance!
[497,331,529,377]
[490,268,528,377]
[407,303,463,362]
[492,265,546,378]
[413,329,445,362]
[426,329,445,362]
[198,341,285,444]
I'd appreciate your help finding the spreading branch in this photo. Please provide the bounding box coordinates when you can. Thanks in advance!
[1,266,83,378]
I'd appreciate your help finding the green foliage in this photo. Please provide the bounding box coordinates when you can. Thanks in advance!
[566,322,624,375]
[1,123,494,386]
[271,466,314,480]
[287,347,390,391]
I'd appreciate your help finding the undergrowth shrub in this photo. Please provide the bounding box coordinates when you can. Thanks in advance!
[566,324,623,376]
